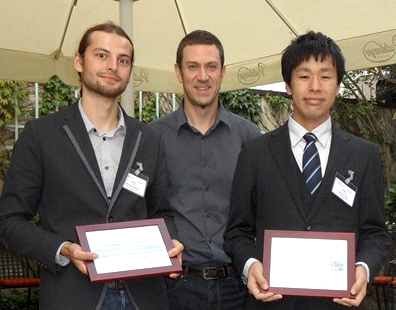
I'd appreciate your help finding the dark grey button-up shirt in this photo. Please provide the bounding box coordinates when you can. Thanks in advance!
[150,102,261,266]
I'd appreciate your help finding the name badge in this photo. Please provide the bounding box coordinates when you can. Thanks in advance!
[331,172,357,207]
[123,172,148,198]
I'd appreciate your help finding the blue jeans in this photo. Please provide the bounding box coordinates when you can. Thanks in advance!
[100,288,136,310]
[166,273,246,310]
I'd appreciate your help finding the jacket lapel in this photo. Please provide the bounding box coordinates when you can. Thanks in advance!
[268,123,308,219]
[108,111,142,210]
[62,103,108,203]
[307,124,353,220]
[62,105,144,209]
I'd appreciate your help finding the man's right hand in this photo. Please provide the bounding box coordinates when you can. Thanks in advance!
[60,242,98,274]
[247,261,283,302]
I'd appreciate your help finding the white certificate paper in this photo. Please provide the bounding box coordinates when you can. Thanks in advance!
[263,230,355,298]
[86,225,172,274]
[270,237,348,290]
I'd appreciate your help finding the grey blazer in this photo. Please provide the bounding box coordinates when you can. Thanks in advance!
[224,122,391,310]
[0,102,177,310]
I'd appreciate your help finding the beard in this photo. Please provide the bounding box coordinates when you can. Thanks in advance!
[81,72,128,99]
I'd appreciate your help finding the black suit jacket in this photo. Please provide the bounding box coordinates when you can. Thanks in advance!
[224,122,391,310]
[0,102,177,310]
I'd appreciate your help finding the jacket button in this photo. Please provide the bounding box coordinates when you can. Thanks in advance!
[306,225,311,230]
[108,216,114,223]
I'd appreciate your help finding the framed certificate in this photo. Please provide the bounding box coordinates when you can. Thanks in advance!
[263,230,355,298]
[76,218,182,283]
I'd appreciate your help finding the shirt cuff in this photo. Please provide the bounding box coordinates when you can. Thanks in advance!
[242,258,260,285]
[55,241,71,266]
[356,261,370,282]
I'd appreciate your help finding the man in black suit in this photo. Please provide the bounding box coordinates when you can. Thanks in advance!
[0,22,182,310]
[224,31,391,310]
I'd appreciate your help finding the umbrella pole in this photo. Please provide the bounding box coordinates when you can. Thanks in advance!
[119,0,135,117]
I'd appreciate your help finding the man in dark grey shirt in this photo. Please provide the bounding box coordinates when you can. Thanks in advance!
[150,30,261,310]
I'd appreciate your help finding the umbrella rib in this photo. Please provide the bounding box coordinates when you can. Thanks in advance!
[53,0,78,60]
[174,0,187,36]
[265,0,299,37]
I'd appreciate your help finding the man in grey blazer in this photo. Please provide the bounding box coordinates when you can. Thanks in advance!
[224,31,391,310]
[0,22,182,310]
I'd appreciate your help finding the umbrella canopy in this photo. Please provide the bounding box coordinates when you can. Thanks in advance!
[1,0,396,94]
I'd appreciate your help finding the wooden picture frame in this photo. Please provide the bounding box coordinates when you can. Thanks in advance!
[263,229,355,298]
[76,218,182,283]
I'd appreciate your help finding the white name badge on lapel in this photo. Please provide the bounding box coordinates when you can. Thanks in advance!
[331,171,357,207]
[123,164,149,198]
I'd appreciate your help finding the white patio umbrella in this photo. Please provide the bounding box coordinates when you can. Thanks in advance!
[1,0,396,109]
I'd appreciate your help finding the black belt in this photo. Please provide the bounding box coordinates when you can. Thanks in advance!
[108,280,125,290]
[184,265,235,280]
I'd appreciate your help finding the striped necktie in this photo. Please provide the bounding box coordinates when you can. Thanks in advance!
[302,133,322,195]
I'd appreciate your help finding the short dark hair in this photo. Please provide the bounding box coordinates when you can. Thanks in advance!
[176,30,225,68]
[281,31,345,85]
[77,21,134,62]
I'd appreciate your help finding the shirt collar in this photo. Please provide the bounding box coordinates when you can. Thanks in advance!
[78,99,126,135]
[288,115,332,148]
[216,102,233,129]
[175,99,231,131]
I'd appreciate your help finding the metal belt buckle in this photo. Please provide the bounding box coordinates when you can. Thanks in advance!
[113,280,125,290]
[203,267,225,280]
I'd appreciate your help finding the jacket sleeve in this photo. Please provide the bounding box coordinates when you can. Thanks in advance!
[0,121,66,274]
[355,143,391,280]
[145,134,178,240]
[224,141,259,276]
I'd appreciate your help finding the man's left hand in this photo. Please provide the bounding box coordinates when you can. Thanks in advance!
[333,265,367,307]
[168,239,184,278]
